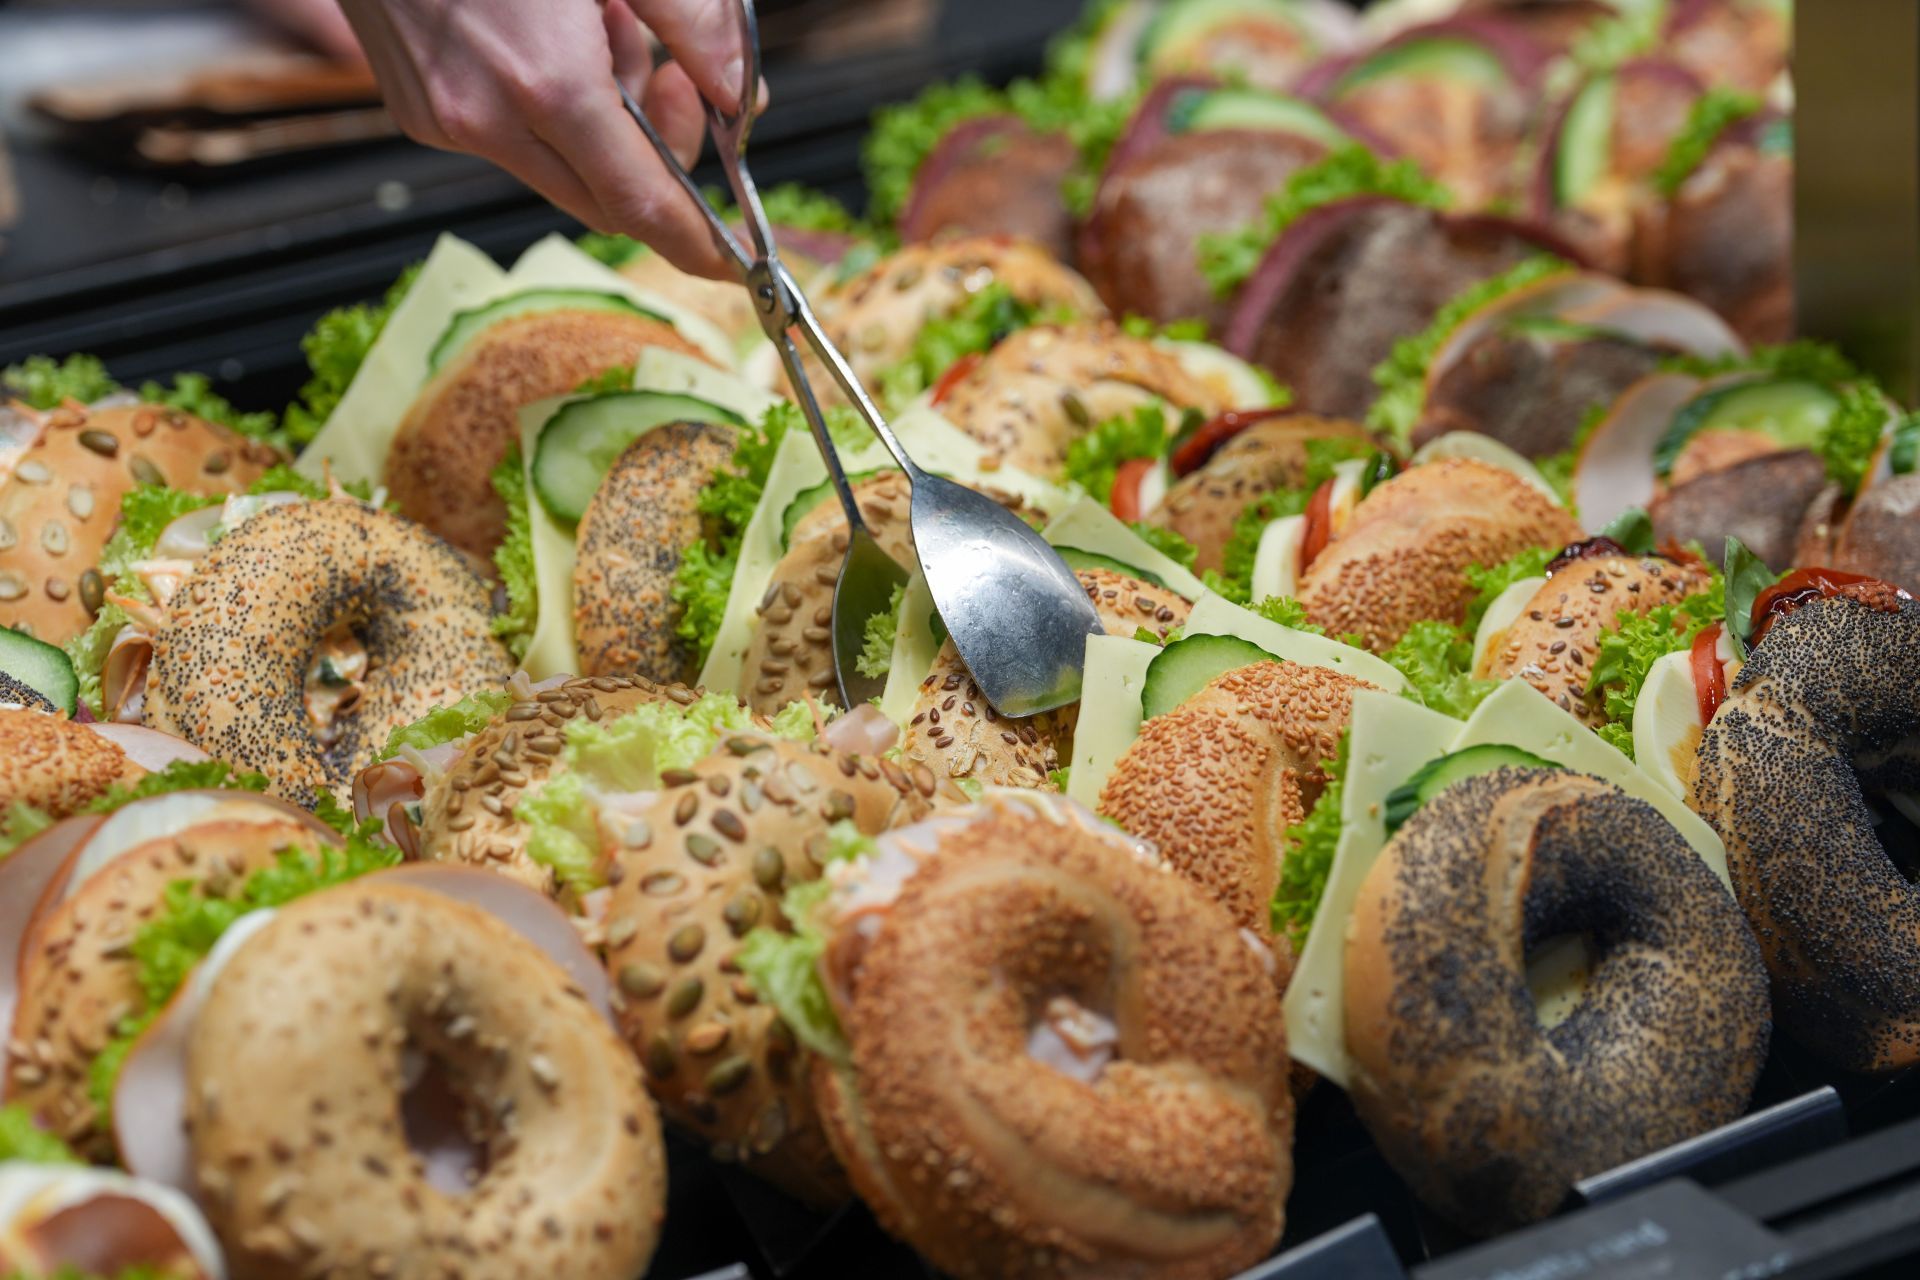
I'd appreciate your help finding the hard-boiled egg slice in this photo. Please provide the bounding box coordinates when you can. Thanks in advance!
[1251,515,1307,602]
[1469,575,1548,676]
[1633,649,1705,799]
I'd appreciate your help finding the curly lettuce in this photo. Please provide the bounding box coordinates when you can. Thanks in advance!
[1130,522,1197,571]
[1654,87,1763,197]
[3,759,269,860]
[1367,256,1572,444]
[1588,573,1725,757]
[1198,145,1451,296]
[90,829,400,1115]
[856,583,907,680]
[490,446,537,661]
[1464,545,1559,633]
[1061,404,1170,503]
[1382,619,1498,721]
[379,688,515,762]
[519,693,817,892]
[0,804,55,860]
[282,262,423,446]
[1272,731,1349,946]
[736,820,877,1062]
[2,354,120,409]
[0,1103,81,1164]
[876,283,1075,410]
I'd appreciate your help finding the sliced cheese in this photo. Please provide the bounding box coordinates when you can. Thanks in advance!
[696,406,1071,693]
[516,395,582,680]
[505,235,734,368]
[878,572,942,727]
[1454,679,1730,886]
[1184,593,1410,694]
[1283,690,1460,1086]
[296,234,507,487]
[1041,499,1208,600]
[1065,634,1161,812]
[631,347,782,421]
[1469,575,1548,676]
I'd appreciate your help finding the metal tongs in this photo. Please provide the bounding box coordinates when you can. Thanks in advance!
[618,0,1100,717]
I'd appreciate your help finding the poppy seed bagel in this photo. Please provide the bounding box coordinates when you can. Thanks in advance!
[573,420,738,684]
[813,803,1295,1280]
[1345,767,1770,1236]
[1692,585,1920,1071]
[1100,659,1374,933]
[143,500,513,805]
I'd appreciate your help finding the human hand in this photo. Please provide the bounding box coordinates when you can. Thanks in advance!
[336,0,757,277]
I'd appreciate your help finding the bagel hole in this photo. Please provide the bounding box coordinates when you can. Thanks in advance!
[305,619,371,746]
[400,1047,490,1195]
[1525,933,1596,1031]
[1026,993,1119,1084]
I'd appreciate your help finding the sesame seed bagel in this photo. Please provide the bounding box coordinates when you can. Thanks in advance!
[417,675,703,894]
[902,569,1191,790]
[1480,552,1713,727]
[813,237,1105,397]
[10,811,338,1158]
[185,881,664,1280]
[1101,659,1373,933]
[813,803,1295,1280]
[1345,767,1770,1236]
[1692,586,1920,1071]
[741,472,916,715]
[144,499,513,805]
[934,323,1223,474]
[0,402,276,646]
[1141,415,1375,574]
[0,708,139,817]
[604,735,942,1208]
[1300,458,1583,652]
[573,421,738,683]
[385,309,712,562]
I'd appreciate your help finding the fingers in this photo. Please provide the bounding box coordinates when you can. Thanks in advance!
[625,0,750,113]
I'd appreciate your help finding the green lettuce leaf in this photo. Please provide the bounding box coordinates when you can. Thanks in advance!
[578,232,646,268]
[282,262,423,446]
[0,1103,81,1164]
[1130,522,1198,570]
[0,803,56,860]
[91,829,400,1115]
[490,446,537,661]
[573,364,636,396]
[1381,619,1498,721]
[1721,536,1775,658]
[1060,404,1170,502]
[137,372,278,442]
[2,355,120,409]
[856,583,907,679]
[736,820,877,1062]
[1654,87,1763,197]
[1198,146,1451,297]
[84,760,270,816]
[1588,572,1725,757]
[1463,545,1559,633]
[876,283,1074,410]
[1248,596,1323,634]
[520,693,816,891]
[379,688,515,762]
[1367,256,1571,444]
[1272,731,1349,946]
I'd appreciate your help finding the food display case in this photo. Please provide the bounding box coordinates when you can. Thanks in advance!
[4,2,1920,1280]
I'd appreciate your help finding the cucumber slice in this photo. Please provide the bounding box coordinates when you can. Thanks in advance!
[1555,74,1617,207]
[532,391,743,524]
[1652,378,1840,479]
[1166,87,1352,148]
[1056,547,1168,589]
[1138,0,1291,65]
[780,471,884,550]
[0,629,78,715]
[1140,633,1278,721]
[428,289,666,375]
[1382,743,1559,835]
[1337,37,1511,95]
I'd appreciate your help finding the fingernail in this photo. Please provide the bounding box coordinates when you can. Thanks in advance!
[722,56,746,110]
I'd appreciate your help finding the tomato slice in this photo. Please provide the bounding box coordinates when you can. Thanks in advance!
[1169,409,1285,477]
[1299,478,1337,572]
[1689,623,1728,726]
[1110,458,1156,522]
[929,351,984,406]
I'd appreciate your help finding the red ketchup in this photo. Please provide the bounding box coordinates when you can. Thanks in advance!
[1169,408,1289,477]
[1749,568,1909,646]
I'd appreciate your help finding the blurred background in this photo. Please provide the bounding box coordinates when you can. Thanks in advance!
[0,0,1087,403]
